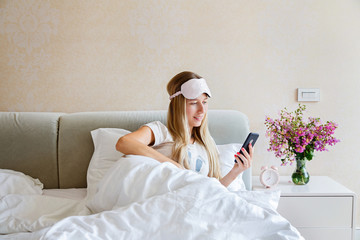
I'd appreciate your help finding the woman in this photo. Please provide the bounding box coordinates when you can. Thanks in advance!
[116,71,253,187]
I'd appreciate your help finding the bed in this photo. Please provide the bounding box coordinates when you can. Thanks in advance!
[0,110,303,239]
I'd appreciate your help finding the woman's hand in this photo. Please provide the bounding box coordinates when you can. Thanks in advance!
[233,143,253,174]
[219,143,253,187]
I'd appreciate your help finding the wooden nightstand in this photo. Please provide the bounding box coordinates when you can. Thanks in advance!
[252,176,356,240]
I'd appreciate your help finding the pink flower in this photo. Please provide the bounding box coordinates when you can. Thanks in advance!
[264,104,339,164]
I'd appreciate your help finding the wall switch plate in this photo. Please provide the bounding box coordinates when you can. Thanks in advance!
[297,88,320,102]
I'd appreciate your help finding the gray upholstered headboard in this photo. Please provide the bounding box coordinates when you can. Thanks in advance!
[0,110,251,190]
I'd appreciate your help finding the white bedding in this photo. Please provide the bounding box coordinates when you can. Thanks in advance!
[0,155,304,240]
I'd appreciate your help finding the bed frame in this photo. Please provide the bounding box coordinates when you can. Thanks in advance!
[0,110,252,190]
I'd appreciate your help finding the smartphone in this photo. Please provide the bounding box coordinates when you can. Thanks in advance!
[234,132,259,164]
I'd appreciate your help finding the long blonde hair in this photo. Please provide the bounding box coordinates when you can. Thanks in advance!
[167,71,221,179]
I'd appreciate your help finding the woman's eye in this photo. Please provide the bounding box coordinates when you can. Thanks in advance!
[203,101,208,104]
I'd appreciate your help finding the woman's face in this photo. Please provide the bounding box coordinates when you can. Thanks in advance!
[185,93,208,131]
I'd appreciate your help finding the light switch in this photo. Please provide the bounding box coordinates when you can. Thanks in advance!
[297,88,320,102]
[302,92,315,98]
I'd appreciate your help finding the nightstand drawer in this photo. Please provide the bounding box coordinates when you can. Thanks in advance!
[277,196,353,227]
[299,228,352,240]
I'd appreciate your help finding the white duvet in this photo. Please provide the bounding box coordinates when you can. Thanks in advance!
[1,155,303,240]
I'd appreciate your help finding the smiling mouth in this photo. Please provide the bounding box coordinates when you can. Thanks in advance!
[194,116,203,121]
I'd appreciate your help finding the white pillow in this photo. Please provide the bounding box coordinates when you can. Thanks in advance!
[86,128,131,201]
[0,169,43,196]
[217,143,246,191]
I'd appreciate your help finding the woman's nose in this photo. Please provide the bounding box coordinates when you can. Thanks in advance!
[198,103,204,113]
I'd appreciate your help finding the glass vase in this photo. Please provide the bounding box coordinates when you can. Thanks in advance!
[291,157,310,185]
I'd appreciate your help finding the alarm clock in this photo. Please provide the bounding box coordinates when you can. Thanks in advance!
[259,166,280,188]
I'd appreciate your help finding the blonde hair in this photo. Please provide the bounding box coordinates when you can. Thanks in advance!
[167,71,221,179]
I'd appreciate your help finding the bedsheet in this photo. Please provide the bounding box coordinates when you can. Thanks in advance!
[1,155,304,240]
[0,194,89,234]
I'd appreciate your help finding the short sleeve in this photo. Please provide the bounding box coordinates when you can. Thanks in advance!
[144,121,173,147]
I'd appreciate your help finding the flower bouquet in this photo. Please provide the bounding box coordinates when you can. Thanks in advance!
[264,104,340,184]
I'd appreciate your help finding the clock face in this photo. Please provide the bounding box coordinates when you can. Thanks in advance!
[261,169,279,187]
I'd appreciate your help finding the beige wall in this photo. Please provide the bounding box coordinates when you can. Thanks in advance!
[1,0,360,226]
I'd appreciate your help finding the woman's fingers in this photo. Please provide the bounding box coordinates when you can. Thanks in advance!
[235,153,251,169]
[239,154,251,168]
[241,147,250,159]
[234,154,242,164]
[235,145,253,167]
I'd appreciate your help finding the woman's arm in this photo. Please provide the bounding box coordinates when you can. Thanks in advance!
[219,144,253,187]
[115,126,183,169]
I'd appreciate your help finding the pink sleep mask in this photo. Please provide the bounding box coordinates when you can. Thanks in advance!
[169,78,212,100]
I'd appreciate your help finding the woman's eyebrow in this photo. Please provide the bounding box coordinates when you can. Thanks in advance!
[189,96,208,102]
